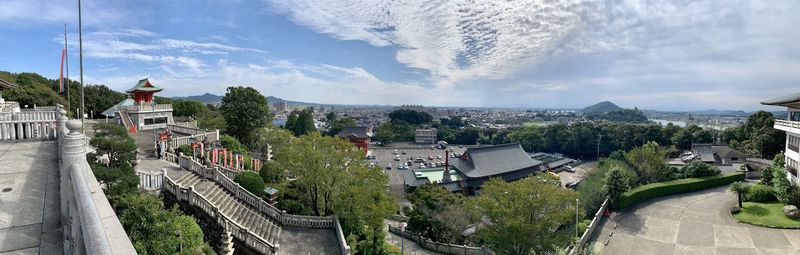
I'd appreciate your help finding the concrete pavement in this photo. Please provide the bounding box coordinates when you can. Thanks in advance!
[589,186,800,255]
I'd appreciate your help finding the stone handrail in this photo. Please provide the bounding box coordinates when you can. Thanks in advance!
[775,119,800,129]
[334,217,352,255]
[570,198,610,255]
[167,131,219,148]
[163,176,278,254]
[0,109,57,140]
[170,153,351,254]
[0,101,20,112]
[168,124,215,136]
[56,105,136,254]
[388,224,493,255]
[125,103,173,112]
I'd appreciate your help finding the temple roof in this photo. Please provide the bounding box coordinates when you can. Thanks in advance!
[450,144,542,178]
[761,91,800,108]
[125,78,162,93]
[0,77,17,90]
[337,126,371,138]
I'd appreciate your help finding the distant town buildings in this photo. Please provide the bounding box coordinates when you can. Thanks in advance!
[415,128,437,144]
[273,101,288,112]
[762,92,800,185]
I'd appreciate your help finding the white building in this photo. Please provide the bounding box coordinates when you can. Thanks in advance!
[415,128,437,144]
[762,92,800,185]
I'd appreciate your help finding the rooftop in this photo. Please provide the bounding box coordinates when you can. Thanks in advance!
[413,167,461,183]
[451,144,542,178]
[761,91,800,108]
[125,78,163,93]
[337,126,370,138]
[0,76,17,90]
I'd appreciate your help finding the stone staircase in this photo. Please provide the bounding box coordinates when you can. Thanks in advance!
[174,172,282,245]
[119,110,136,133]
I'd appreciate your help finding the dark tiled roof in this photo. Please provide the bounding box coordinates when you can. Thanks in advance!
[451,144,542,178]
[125,78,162,93]
[712,145,748,159]
[761,91,800,107]
[337,126,370,138]
[691,144,715,163]
[0,77,17,89]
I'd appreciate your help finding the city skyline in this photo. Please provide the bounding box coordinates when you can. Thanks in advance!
[0,0,798,111]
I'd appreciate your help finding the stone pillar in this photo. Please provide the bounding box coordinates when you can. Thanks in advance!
[24,123,31,139]
[16,123,22,139]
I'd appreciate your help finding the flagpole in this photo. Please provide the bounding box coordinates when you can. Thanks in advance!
[64,24,70,114]
[78,0,85,134]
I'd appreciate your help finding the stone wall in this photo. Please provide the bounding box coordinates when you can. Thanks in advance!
[570,197,610,255]
[387,225,494,255]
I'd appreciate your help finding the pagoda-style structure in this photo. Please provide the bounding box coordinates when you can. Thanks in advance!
[104,78,173,132]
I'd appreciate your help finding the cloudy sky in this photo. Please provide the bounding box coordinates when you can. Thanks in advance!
[0,0,798,111]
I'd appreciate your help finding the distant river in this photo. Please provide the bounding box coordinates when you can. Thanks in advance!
[651,119,687,127]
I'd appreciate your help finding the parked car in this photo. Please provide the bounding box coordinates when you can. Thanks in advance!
[386,163,392,170]
[394,155,400,161]
[565,165,575,173]
[393,149,399,155]
[436,155,442,159]
[401,150,406,155]
[428,155,434,160]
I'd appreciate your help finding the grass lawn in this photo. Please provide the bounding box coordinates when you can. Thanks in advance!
[734,201,800,228]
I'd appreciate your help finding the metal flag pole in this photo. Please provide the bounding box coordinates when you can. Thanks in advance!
[64,24,70,114]
[78,0,85,134]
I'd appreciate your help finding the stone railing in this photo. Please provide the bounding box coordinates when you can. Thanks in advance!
[0,105,57,140]
[167,130,220,148]
[168,154,351,254]
[125,103,173,112]
[775,119,800,131]
[137,169,165,192]
[570,198,610,255]
[163,175,279,255]
[168,124,215,136]
[335,217,352,255]
[56,105,136,255]
[0,101,20,112]
[388,224,493,255]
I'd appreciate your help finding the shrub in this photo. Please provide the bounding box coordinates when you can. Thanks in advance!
[680,160,720,178]
[761,166,775,186]
[618,172,745,209]
[234,172,265,197]
[773,167,793,204]
[259,161,284,184]
[743,184,776,202]
[787,188,800,208]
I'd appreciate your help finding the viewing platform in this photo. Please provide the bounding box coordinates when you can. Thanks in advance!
[0,104,136,254]
[774,119,800,134]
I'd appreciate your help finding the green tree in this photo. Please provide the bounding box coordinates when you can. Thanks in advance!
[234,172,266,197]
[387,109,432,125]
[729,181,748,208]
[671,125,701,150]
[373,122,393,144]
[220,86,271,145]
[91,123,137,167]
[259,161,284,184]
[624,141,669,183]
[196,108,226,131]
[680,160,720,178]
[604,167,630,207]
[774,153,786,168]
[250,127,295,157]
[468,177,580,254]
[772,167,793,204]
[761,165,775,186]
[406,184,471,244]
[219,135,247,154]
[172,100,207,117]
[285,112,298,131]
[115,194,209,255]
[327,117,356,137]
[292,109,316,136]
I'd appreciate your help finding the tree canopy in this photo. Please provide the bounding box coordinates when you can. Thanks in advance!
[387,109,432,125]
[220,86,271,146]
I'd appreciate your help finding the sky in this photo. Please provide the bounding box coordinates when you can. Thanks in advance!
[0,0,798,111]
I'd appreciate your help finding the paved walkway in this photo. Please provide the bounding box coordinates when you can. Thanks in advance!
[589,186,800,255]
[0,141,62,254]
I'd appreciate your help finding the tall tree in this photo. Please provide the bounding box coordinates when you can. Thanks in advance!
[172,100,207,117]
[285,111,298,131]
[406,184,472,244]
[468,177,580,254]
[293,109,316,136]
[220,86,271,145]
[624,141,669,183]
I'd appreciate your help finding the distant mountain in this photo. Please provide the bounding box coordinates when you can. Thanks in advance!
[690,109,749,117]
[171,93,222,104]
[580,101,623,113]
[171,93,310,106]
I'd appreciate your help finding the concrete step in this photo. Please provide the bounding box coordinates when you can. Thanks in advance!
[175,173,194,183]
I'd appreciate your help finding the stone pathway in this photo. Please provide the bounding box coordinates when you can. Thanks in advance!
[589,186,800,255]
[0,141,62,254]
[384,220,442,255]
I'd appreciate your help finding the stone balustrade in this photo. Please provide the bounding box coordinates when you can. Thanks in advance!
[137,169,165,192]
[125,103,173,112]
[55,105,137,255]
[167,131,219,148]
[570,197,610,255]
[165,154,351,254]
[0,108,57,140]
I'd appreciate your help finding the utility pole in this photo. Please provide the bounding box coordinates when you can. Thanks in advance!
[64,24,70,114]
[78,0,85,134]
[596,134,602,160]
[576,198,580,242]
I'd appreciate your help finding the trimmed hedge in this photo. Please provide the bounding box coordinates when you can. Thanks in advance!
[618,172,745,209]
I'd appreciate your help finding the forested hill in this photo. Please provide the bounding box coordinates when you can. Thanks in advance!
[0,71,169,118]
[580,101,622,113]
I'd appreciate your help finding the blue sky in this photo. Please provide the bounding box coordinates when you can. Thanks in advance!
[1,0,798,111]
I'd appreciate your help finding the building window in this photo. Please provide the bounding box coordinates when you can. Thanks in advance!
[791,111,800,121]
[788,158,799,177]
[144,117,168,125]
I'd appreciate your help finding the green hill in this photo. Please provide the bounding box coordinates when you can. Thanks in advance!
[580,101,622,113]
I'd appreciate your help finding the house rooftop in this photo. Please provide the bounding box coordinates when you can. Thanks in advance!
[0,76,17,90]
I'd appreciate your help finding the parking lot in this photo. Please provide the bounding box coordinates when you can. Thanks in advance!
[368,144,467,204]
